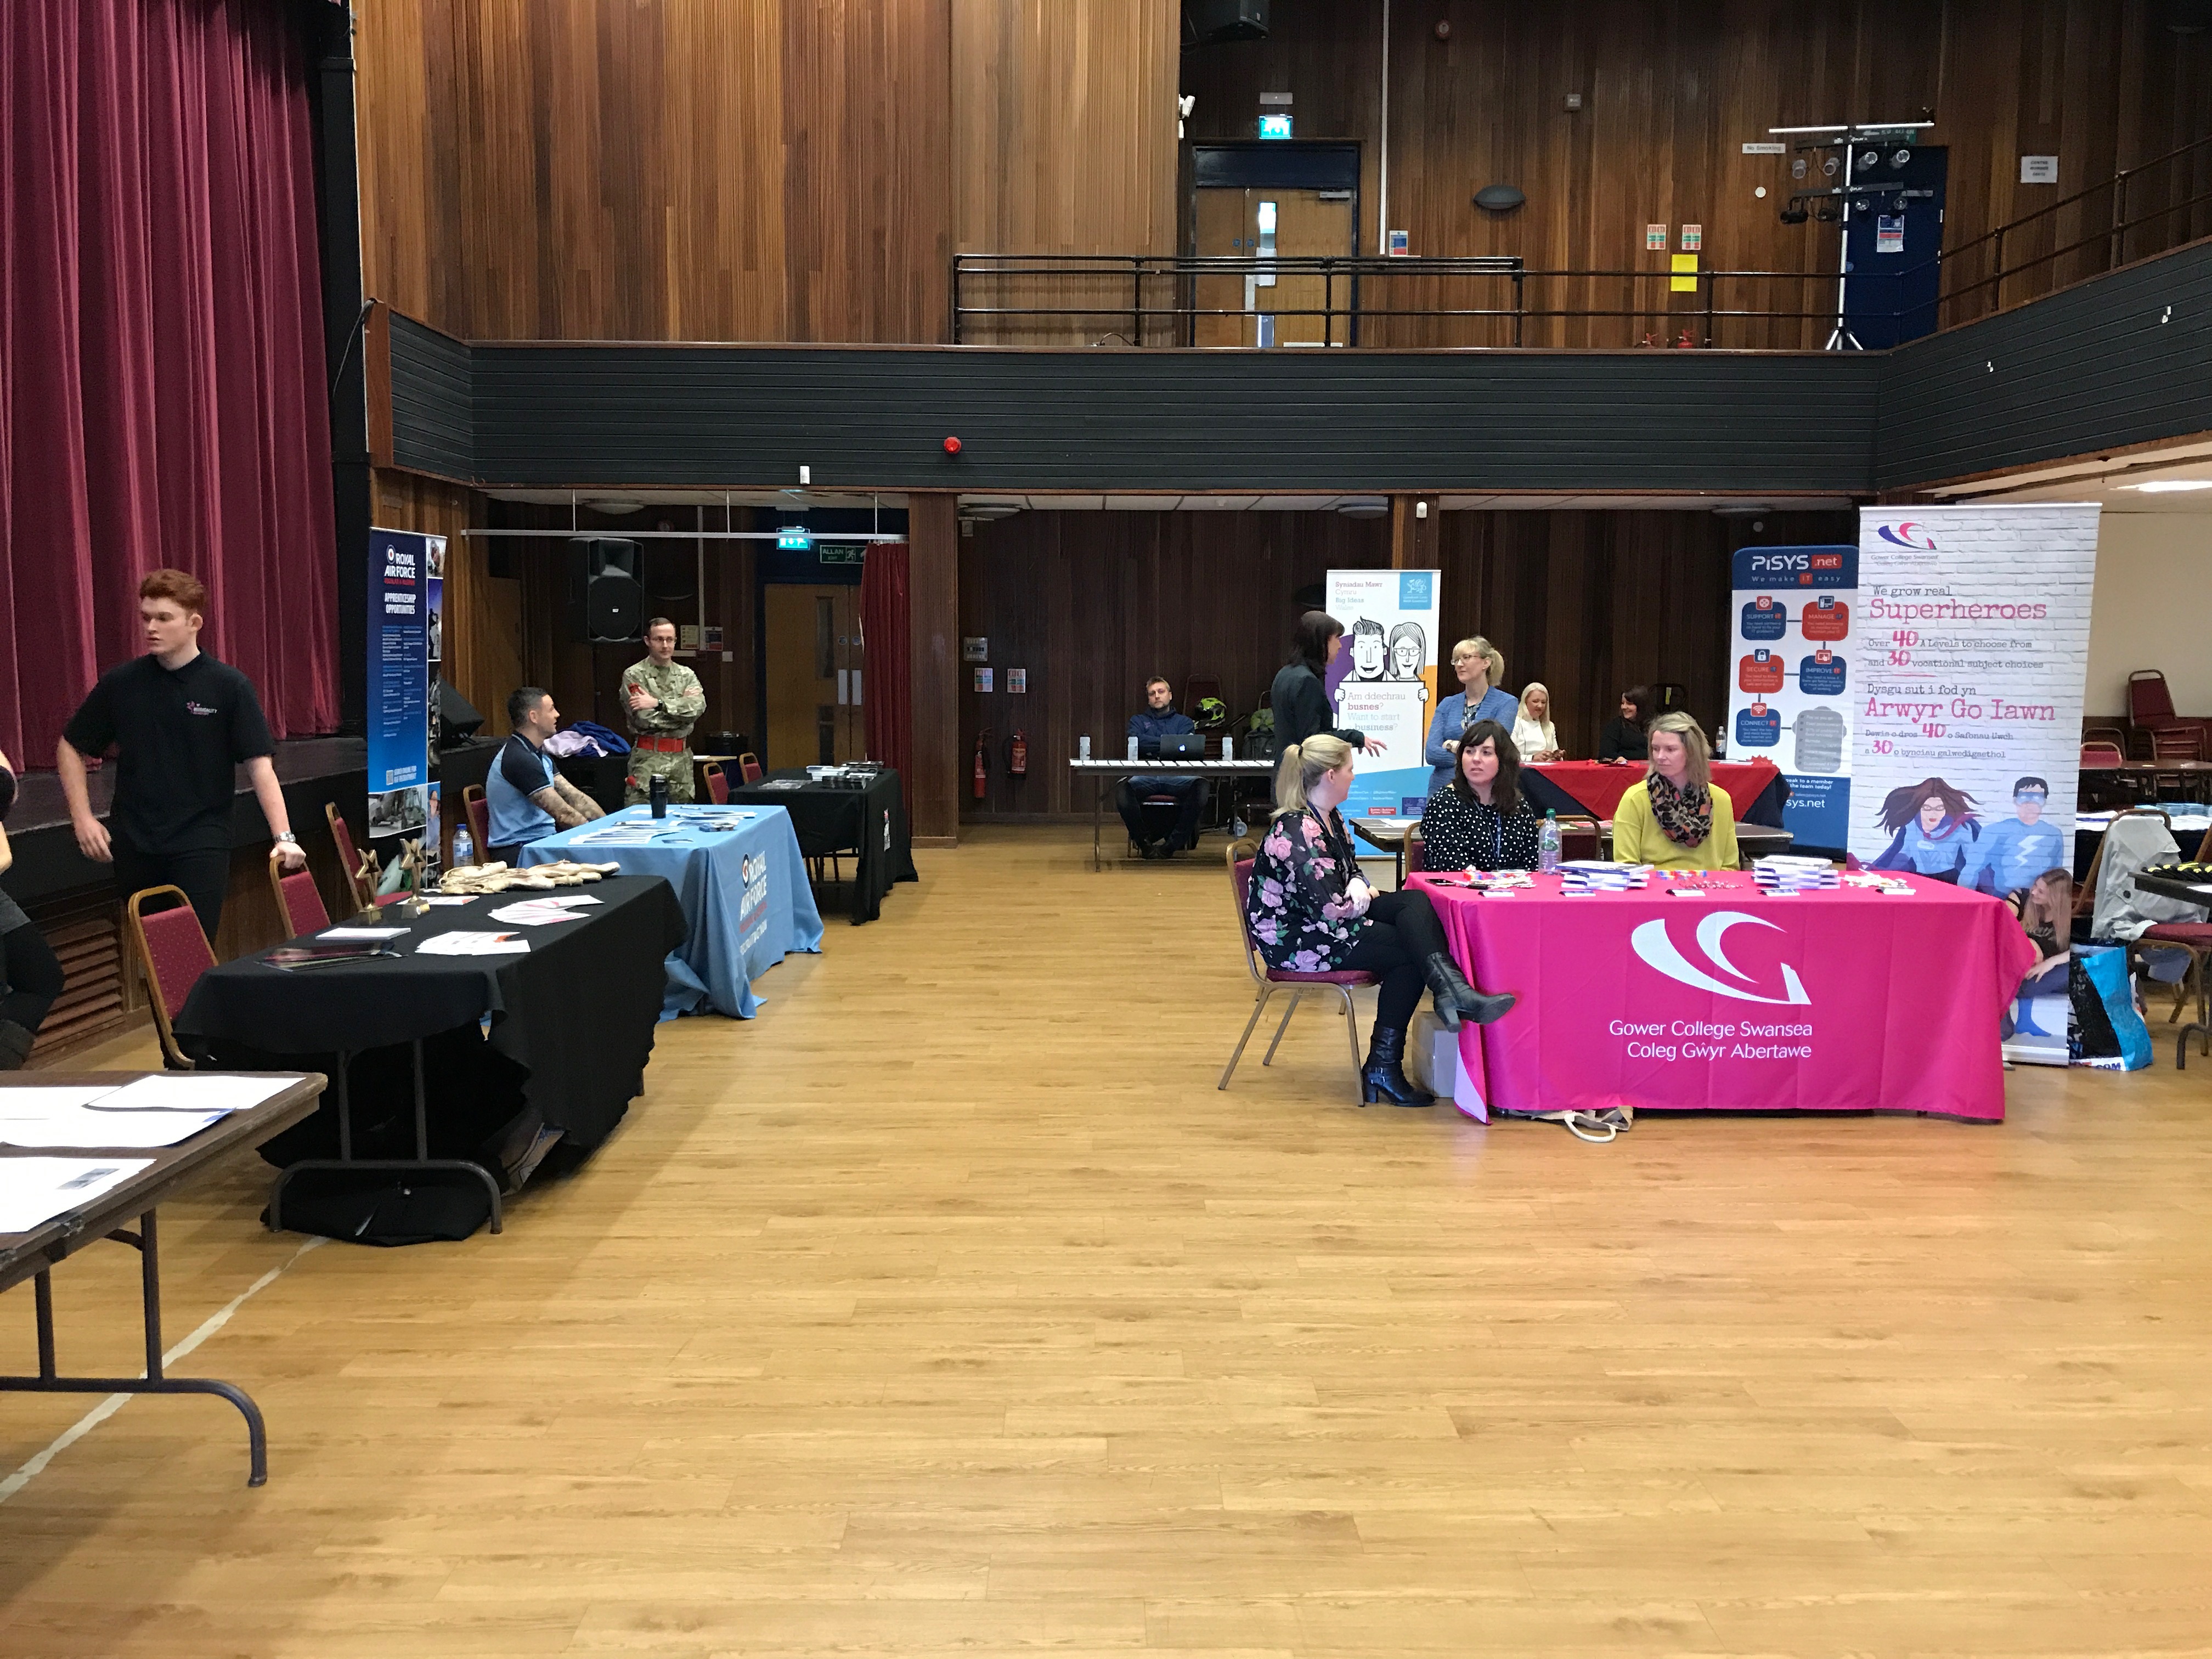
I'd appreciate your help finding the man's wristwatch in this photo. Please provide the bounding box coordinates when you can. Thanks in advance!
[275,832,299,845]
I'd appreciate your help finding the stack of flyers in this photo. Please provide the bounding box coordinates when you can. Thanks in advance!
[1558,861,1651,895]
[1753,856,1841,895]
[1841,871,1916,896]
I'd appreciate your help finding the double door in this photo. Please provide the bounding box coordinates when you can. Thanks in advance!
[1192,187,1357,347]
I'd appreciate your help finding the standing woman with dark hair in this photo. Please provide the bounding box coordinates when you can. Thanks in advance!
[0,747,67,1069]
[1267,611,1387,759]
[1418,721,1541,873]
[1597,685,1654,763]
[1245,735,1515,1107]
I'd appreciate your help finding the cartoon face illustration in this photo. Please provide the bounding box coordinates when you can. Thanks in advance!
[1386,620,1426,681]
[1349,620,1387,679]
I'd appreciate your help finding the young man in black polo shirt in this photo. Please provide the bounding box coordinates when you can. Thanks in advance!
[57,568,307,941]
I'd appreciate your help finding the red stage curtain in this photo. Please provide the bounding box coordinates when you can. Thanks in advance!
[0,0,339,769]
[859,543,912,805]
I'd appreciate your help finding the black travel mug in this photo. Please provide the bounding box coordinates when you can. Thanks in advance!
[649,772,669,819]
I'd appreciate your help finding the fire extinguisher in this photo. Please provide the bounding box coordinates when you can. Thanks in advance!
[973,728,990,799]
[1008,729,1028,778]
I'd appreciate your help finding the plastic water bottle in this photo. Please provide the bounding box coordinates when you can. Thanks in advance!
[452,823,475,870]
[1079,734,1092,760]
[1538,809,1562,874]
[1127,735,1139,760]
[1222,733,1234,761]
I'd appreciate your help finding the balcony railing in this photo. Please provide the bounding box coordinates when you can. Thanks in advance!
[951,133,2212,352]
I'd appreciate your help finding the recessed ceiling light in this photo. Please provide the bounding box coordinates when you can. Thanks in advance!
[2126,479,2212,492]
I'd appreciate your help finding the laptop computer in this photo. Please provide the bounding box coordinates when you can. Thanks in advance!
[1156,733,1205,758]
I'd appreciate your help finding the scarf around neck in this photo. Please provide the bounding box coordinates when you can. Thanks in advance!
[1646,771,1712,848]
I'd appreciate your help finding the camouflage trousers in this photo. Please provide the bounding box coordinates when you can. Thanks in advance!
[625,746,696,805]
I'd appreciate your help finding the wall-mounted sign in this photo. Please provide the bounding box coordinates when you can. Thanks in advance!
[1645,223,1667,251]
[1679,223,1702,251]
[1670,252,1700,293]
[1257,113,1293,140]
[2020,155,2058,184]
[1387,229,1409,256]
[972,667,994,693]
[961,636,988,662]
[1008,669,1027,694]
[1742,141,1786,155]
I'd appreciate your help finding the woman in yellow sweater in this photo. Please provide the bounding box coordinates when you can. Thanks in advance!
[1611,712,1739,871]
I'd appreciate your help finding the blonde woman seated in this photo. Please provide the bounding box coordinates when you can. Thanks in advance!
[1247,735,1515,1107]
[1512,682,1563,762]
[1419,720,1541,873]
[1611,712,1739,871]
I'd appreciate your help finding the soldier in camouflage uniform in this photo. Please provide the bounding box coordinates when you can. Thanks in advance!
[623,617,707,805]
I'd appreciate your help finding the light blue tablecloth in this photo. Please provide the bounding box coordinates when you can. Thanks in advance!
[521,804,823,1019]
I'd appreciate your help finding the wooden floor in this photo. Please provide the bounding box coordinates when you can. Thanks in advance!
[5,823,2212,1658]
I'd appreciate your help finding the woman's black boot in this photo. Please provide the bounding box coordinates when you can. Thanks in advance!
[1360,1025,1434,1108]
[1423,953,1516,1031]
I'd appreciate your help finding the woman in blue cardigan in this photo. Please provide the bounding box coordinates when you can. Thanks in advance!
[1423,636,1517,794]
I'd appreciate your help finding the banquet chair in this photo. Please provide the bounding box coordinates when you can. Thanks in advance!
[1559,814,1602,862]
[1406,834,1424,875]
[1219,847,1377,1103]
[460,785,490,861]
[267,860,332,939]
[737,752,765,783]
[325,802,407,912]
[125,886,216,1071]
[702,763,730,805]
[2080,741,2129,810]
[2150,726,2207,804]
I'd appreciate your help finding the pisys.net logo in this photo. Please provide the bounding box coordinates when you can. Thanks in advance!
[1876,520,1939,550]
[1630,912,1810,1006]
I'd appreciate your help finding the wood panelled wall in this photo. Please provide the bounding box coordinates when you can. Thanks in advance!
[357,0,1178,345]
[957,507,1853,819]
[1182,0,2212,347]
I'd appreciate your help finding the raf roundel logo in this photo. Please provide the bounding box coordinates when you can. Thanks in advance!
[1630,912,1810,1007]
[1876,520,1939,550]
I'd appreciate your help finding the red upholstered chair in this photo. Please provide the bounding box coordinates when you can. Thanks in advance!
[125,886,216,1071]
[1218,847,1378,1101]
[268,860,331,939]
[2080,741,2130,810]
[460,785,491,861]
[1405,834,1425,875]
[702,763,730,805]
[738,752,765,784]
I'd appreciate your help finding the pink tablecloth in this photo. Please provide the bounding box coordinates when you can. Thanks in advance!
[1416,871,2040,1123]
[1524,759,1783,820]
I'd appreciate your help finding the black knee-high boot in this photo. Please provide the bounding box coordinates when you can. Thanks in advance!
[1423,953,1515,1032]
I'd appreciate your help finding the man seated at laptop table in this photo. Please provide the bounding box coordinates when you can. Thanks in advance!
[1117,677,1206,860]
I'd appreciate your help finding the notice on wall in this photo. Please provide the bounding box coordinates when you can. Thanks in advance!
[367,528,443,863]
[1726,545,1858,852]
[1849,506,2100,894]
[1323,568,1440,820]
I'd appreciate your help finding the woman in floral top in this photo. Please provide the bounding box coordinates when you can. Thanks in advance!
[1247,735,1515,1107]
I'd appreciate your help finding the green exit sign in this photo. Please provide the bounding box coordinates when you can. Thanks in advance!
[817,545,865,566]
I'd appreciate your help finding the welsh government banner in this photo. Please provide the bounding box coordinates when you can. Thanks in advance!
[1324,567,1440,822]
[366,528,445,867]
[1725,544,1858,853]
[1849,505,2100,894]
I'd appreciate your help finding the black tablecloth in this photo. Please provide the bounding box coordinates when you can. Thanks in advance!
[727,769,917,923]
[176,876,685,1151]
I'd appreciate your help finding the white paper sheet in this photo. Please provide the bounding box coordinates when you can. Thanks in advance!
[419,896,476,907]
[0,1157,155,1234]
[487,901,586,926]
[319,926,410,940]
[0,1106,230,1150]
[0,1085,120,1111]
[416,932,529,956]
[92,1075,297,1114]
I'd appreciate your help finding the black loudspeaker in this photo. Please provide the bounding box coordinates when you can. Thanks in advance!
[1183,0,1267,46]
[437,680,484,747]
[567,537,642,642]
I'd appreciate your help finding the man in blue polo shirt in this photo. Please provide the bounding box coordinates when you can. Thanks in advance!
[484,687,604,863]
[1959,775,2068,898]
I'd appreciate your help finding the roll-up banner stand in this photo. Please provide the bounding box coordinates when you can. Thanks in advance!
[1849,505,2098,893]
[366,528,444,874]
[1726,544,1859,854]
[1324,568,1441,823]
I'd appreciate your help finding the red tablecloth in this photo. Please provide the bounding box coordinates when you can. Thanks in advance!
[1525,758,1784,820]
[1415,870,2038,1122]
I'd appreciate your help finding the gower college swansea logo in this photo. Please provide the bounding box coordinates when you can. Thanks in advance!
[1875,520,1939,550]
[1629,912,1810,1007]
